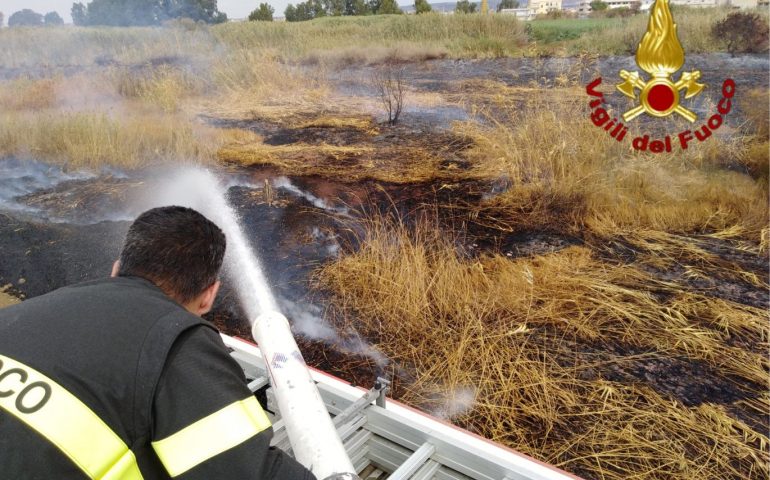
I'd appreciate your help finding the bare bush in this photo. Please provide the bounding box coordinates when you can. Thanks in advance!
[371,62,407,126]
[711,12,769,56]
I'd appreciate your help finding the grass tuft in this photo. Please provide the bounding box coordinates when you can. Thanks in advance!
[318,214,769,479]
[0,111,220,169]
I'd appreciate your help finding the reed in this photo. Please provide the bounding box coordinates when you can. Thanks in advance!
[0,111,222,169]
[457,84,769,242]
[317,214,769,479]
[212,13,529,60]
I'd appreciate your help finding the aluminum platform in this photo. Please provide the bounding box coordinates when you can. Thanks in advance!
[222,334,580,480]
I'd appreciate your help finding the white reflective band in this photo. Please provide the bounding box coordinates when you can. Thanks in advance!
[0,354,143,480]
[151,395,271,477]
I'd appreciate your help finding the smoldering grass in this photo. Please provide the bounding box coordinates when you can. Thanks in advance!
[457,84,768,243]
[316,213,769,479]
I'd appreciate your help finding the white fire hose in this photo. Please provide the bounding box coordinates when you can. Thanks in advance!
[252,311,359,480]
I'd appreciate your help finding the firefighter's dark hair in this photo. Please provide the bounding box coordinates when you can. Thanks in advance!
[118,206,226,304]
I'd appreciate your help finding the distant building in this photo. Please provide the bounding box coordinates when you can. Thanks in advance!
[670,0,726,7]
[571,0,759,13]
[605,0,640,7]
[528,0,563,14]
[722,0,760,7]
[570,0,640,12]
[570,0,592,13]
[499,7,536,18]
[560,0,585,11]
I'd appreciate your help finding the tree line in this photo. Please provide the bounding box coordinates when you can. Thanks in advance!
[0,0,508,28]
[0,1,227,27]
[250,0,506,22]
[279,0,404,22]
[71,0,227,26]
[1,10,64,27]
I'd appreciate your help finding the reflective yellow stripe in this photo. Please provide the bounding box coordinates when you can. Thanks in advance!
[151,396,271,477]
[0,354,142,480]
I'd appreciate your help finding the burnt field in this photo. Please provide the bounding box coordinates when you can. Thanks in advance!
[0,20,768,480]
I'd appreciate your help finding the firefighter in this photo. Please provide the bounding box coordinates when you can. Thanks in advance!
[0,206,316,479]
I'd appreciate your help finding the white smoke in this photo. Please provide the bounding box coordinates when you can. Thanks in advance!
[273,176,349,215]
[0,158,95,211]
[144,166,388,366]
[431,385,477,420]
[280,298,389,367]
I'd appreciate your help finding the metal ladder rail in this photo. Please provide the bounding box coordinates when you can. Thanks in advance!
[247,376,269,392]
[345,428,373,474]
[388,443,436,480]
[270,376,386,450]
[411,460,441,480]
[272,412,366,453]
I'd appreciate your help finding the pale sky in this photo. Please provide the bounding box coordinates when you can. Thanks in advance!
[0,0,415,23]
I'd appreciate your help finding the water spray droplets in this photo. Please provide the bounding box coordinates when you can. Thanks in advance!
[152,167,278,321]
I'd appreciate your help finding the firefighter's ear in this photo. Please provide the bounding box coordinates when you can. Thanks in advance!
[197,280,220,316]
[111,260,120,278]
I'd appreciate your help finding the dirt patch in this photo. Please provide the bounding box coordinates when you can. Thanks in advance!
[593,233,770,310]
[18,176,145,224]
[570,343,768,437]
[0,287,20,308]
[211,112,476,184]
[296,336,383,390]
[597,353,761,407]
[640,262,768,309]
[0,214,128,297]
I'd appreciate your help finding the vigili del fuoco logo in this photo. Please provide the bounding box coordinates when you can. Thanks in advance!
[585,0,736,153]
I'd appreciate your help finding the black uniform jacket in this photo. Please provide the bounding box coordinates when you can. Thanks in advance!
[0,276,315,480]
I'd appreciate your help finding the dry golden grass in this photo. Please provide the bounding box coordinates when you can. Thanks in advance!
[457,85,769,242]
[0,111,222,169]
[0,50,316,169]
[303,44,450,67]
[213,14,529,61]
[218,140,455,184]
[314,73,768,479]
[112,65,207,113]
[734,88,770,184]
[0,67,205,116]
[0,78,58,111]
[213,98,476,184]
[563,7,757,55]
[296,115,379,133]
[741,88,770,141]
[0,71,212,168]
[219,142,371,168]
[317,215,769,479]
[210,50,316,96]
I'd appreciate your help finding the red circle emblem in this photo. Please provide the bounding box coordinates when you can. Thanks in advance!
[647,84,676,112]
